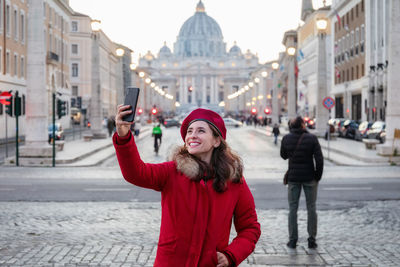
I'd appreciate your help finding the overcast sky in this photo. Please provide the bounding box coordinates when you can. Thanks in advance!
[69,0,331,63]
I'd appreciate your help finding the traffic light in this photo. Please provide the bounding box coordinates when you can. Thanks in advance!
[14,96,21,117]
[151,108,158,115]
[251,107,257,115]
[188,86,193,92]
[264,108,271,115]
[5,96,13,116]
[57,99,67,119]
[137,108,143,115]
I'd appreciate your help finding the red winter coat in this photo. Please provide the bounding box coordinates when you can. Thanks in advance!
[113,132,261,266]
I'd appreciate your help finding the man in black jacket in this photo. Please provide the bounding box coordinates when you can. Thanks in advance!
[280,116,324,249]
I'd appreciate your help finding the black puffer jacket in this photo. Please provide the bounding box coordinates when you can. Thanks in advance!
[280,128,324,183]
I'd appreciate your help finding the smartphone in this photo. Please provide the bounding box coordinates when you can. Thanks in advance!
[122,87,140,122]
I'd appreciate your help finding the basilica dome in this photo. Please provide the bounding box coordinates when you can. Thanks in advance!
[229,41,242,56]
[159,42,172,58]
[173,1,226,58]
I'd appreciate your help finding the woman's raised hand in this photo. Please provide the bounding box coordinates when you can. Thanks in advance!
[115,104,133,137]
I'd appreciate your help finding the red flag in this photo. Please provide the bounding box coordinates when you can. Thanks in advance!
[335,11,341,27]
[335,68,340,78]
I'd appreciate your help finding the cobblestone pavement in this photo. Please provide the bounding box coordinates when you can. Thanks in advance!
[0,200,399,266]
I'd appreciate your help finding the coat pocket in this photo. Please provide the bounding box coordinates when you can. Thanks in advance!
[157,236,177,255]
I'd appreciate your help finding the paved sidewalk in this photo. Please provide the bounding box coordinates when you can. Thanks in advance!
[3,127,151,168]
[58,127,152,167]
[254,126,399,166]
[0,200,399,266]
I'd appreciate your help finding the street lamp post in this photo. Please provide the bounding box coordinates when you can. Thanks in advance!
[283,31,297,120]
[271,62,280,124]
[90,20,106,139]
[315,18,329,136]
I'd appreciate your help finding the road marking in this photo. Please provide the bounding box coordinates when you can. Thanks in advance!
[0,188,15,191]
[83,188,131,192]
[323,187,372,191]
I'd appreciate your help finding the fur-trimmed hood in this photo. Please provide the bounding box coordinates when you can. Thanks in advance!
[168,145,242,180]
[168,146,200,180]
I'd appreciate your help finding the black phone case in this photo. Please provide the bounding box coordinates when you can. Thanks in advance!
[122,87,140,122]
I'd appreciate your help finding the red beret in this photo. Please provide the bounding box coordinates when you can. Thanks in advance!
[180,108,226,141]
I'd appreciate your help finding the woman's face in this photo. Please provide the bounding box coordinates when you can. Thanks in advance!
[185,121,221,163]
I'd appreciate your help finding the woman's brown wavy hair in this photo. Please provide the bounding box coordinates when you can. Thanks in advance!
[178,123,243,193]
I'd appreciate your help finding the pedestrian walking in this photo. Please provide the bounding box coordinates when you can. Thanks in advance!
[114,106,261,266]
[107,116,115,137]
[133,118,141,137]
[280,116,323,249]
[272,123,280,145]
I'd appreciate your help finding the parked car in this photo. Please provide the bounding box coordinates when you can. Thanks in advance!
[355,121,373,141]
[367,121,386,143]
[223,118,243,127]
[48,123,64,143]
[337,119,348,137]
[343,120,359,139]
[163,119,181,128]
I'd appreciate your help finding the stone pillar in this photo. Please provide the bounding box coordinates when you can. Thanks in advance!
[19,0,52,166]
[378,0,400,155]
[316,32,329,136]
[90,32,106,139]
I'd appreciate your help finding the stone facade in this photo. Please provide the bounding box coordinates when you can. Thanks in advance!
[69,13,120,126]
[329,0,390,123]
[297,9,332,120]
[0,0,28,140]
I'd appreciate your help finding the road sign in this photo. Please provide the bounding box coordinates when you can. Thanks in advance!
[323,96,335,110]
[0,91,12,105]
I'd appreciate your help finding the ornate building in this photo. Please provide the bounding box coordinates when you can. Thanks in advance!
[137,1,260,114]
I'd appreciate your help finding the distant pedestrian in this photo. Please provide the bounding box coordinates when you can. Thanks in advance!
[272,123,280,145]
[133,118,141,137]
[280,116,324,249]
[253,116,258,128]
[107,117,115,137]
[113,106,260,266]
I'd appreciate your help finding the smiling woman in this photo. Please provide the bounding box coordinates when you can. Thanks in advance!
[113,107,260,266]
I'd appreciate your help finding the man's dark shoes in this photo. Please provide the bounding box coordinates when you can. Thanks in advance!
[308,237,318,249]
[286,240,297,249]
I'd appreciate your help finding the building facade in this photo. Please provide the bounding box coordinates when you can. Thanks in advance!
[330,0,375,122]
[44,0,73,127]
[137,1,260,115]
[0,0,28,140]
[69,12,121,125]
[297,5,332,119]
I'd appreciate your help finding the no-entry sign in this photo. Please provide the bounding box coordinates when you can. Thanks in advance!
[323,96,335,110]
[0,91,12,105]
